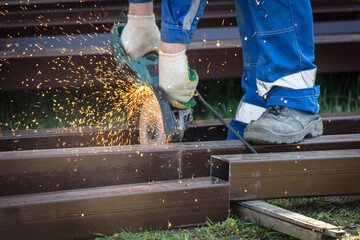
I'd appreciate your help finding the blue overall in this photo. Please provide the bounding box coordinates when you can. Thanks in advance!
[129,0,320,139]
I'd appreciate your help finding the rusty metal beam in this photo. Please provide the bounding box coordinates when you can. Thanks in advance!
[211,149,360,200]
[179,133,360,179]
[0,177,230,240]
[1,0,359,37]
[0,125,137,151]
[0,143,181,196]
[1,32,359,91]
[1,133,359,196]
[0,112,359,151]
[1,1,360,90]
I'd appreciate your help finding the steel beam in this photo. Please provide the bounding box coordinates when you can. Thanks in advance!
[0,177,230,240]
[211,149,360,200]
[0,144,181,196]
[1,1,360,90]
[1,133,359,196]
[1,112,359,151]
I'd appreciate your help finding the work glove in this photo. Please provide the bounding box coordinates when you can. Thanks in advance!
[159,49,198,109]
[121,14,160,60]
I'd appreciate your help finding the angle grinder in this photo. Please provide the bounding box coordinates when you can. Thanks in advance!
[111,21,194,145]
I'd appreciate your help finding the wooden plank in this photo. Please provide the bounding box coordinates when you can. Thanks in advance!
[211,149,360,200]
[233,201,346,240]
[0,177,230,240]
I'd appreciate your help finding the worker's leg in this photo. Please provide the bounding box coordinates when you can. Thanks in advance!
[243,0,323,144]
[227,0,266,140]
[249,0,319,112]
[159,0,207,108]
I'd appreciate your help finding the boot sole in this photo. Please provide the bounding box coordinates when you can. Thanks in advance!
[244,117,324,145]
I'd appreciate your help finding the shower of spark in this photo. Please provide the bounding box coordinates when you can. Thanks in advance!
[54,55,156,146]
[0,3,163,146]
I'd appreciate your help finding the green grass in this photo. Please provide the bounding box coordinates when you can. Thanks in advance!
[90,197,360,240]
[91,217,296,240]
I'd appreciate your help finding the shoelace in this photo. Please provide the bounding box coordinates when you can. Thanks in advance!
[267,105,286,116]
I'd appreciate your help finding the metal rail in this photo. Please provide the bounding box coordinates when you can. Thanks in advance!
[1,112,359,151]
[1,133,359,196]
[0,177,230,240]
[211,149,360,200]
[1,1,360,90]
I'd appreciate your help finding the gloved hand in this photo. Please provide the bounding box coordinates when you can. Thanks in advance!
[159,49,198,109]
[121,14,160,60]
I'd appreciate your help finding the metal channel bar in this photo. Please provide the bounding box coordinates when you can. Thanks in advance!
[0,177,230,240]
[2,36,359,91]
[1,1,359,36]
[1,133,359,196]
[0,125,137,151]
[179,133,360,179]
[1,34,359,91]
[211,149,360,201]
[0,144,182,196]
[0,112,359,151]
[1,2,360,90]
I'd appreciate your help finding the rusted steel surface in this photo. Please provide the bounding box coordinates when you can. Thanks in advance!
[0,125,137,151]
[1,1,360,90]
[1,0,359,36]
[211,149,360,200]
[179,134,360,179]
[0,144,181,196]
[0,112,359,151]
[0,177,230,240]
[1,27,359,91]
[1,133,359,196]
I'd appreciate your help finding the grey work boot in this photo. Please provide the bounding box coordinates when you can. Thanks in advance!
[243,105,323,144]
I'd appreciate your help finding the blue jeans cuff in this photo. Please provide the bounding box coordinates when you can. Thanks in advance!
[226,119,248,140]
[129,0,153,3]
[161,22,195,44]
[266,86,320,113]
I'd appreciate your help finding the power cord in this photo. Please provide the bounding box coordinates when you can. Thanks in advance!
[195,90,258,154]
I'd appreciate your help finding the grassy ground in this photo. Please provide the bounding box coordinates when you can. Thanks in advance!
[90,197,360,240]
[88,196,360,240]
[268,197,360,236]
[91,217,296,240]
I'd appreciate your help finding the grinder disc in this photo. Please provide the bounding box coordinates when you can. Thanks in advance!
[139,89,168,145]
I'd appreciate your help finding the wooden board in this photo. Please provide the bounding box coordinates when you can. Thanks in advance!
[233,201,346,240]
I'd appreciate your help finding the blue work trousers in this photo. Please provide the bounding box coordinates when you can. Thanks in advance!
[129,0,207,44]
[227,0,320,139]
